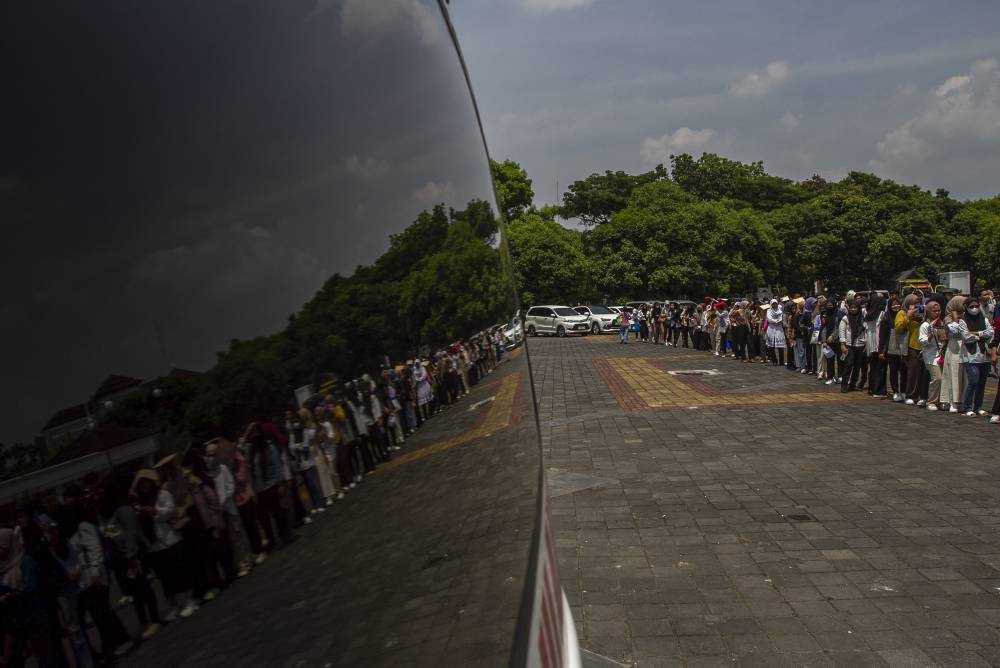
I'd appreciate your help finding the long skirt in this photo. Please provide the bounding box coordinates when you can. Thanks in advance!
[940,351,964,406]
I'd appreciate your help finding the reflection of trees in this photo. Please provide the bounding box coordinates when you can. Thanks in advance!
[103,200,513,444]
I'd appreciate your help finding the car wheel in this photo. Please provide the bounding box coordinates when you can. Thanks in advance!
[556,325,566,337]
[591,322,600,335]
[527,325,536,337]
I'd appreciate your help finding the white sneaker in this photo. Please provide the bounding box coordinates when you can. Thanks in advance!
[179,602,198,618]
[254,553,267,565]
[917,400,926,407]
[316,506,326,513]
[949,406,959,413]
[349,483,356,489]
[990,415,1000,424]
[164,607,178,623]
[905,399,915,405]
[825,380,835,385]
[303,516,313,524]
[926,404,938,411]
[978,410,989,416]
[337,492,345,500]
[965,411,976,417]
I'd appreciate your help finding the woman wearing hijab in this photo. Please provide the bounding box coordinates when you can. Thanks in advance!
[917,300,946,410]
[957,296,994,416]
[898,293,925,405]
[942,296,967,412]
[885,297,908,401]
[865,295,890,398]
[764,299,787,366]
[811,297,826,379]
[838,300,867,392]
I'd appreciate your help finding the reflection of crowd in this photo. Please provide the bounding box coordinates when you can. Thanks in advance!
[617,289,1000,420]
[0,331,510,665]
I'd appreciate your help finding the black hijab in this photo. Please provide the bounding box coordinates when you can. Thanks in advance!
[847,303,864,343]
[963,300,987,355]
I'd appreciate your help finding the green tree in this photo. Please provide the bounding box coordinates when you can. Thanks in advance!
[670,153,811,210]
[506,212,593,306]
[490,159,534,222]
[560,164,669,226]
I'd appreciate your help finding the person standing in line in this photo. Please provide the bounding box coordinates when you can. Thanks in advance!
[941,296,967,412]
[917,300,945,410]
[764,299,786,366]
[885,297,908,401]
[957,295,994,416]
[618,307,631,344]
[132,471,198,620]
[247,425,293,552]
[205,440,254,577]
[229,434,267,564]
[838,300,867,392]
[898,294,924,405]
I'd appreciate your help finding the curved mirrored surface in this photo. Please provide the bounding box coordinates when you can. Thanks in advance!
[1,2,545,665]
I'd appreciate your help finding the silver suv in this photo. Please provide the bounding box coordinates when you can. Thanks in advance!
[524,305,591,337]
[573,305,619,334]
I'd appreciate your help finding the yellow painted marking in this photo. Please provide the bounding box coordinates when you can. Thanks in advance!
[605,358,863,408]
[376,372,520,472]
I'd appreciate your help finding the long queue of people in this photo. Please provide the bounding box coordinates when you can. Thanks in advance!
[615,289,1000,420]
[0,331,510,666]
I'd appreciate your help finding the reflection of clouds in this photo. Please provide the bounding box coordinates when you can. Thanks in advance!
[412,180,455,202]
[133,222,325,303]
[342,155,390,180]
[339,0,440,46]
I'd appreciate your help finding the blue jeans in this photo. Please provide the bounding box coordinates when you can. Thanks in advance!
[619,326,628,343]
[301,466,324,509]
[794,340,805,369]
[962,362,990,412]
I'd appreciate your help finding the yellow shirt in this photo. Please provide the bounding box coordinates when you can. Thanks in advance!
[894,310,921,351]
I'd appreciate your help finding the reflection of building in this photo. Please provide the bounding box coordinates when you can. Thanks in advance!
[0,426,159,504]
[41,374,145,454]
[40,370,198,457]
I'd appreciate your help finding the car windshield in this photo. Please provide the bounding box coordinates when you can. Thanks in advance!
[589,306,613,315]
[555,308,579,317]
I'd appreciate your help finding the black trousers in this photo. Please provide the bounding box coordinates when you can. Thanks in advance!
[868,353,887,396]
[257,485,291,551]
[79,583,130,654]
[118,556,160,626]
[841,346,866,390]
[238,498,264,555]
[804,339,815,372]
[887,353,905,395]
[732,326,748,359]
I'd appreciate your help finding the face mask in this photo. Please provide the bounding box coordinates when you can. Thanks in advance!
[967,307,980,315]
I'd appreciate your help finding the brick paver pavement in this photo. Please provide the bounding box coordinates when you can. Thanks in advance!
[538,334,1000,667]
[125,352,539,667]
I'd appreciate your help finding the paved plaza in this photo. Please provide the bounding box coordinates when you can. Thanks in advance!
[537,335,1000,666]
[120,335,1000,666]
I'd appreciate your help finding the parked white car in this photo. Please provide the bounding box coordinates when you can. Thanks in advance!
[502,318,523,348]
[524,305,591,337]
[573,305,619,335]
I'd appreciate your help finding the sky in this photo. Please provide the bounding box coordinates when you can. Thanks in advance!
[449,0,1000,203]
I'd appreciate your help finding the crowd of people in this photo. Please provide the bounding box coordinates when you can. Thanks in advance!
[615,288,1000,420]
[0,330,510,666]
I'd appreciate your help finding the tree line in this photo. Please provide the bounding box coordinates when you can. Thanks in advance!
[496,153,1000,306]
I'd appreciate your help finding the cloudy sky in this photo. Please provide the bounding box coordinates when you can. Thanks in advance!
[450,0,1000,202]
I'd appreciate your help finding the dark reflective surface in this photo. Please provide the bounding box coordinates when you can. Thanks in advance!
[2,2,540,664]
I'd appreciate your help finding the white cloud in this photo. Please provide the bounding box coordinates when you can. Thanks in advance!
[522,0,605,11]
[411,180,455,202]
[640,127,715,165]
[872,58,1000,191]
[936,74,971,98]
[342,155,390,180]
[338,0,439,45]
[779,112,801,131]
[729,61,792,98]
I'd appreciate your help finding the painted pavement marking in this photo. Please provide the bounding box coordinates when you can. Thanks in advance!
[595,357,868,411]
